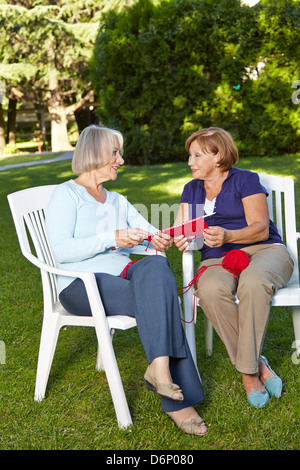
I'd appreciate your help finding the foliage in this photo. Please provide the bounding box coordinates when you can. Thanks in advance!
[0,1,137,151]
[0,1,98,150]
[237,0,300,155]
[91,0,300,164]
[0,2,98,101]
[0,0,138,94]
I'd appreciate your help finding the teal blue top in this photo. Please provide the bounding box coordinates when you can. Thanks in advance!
[45,180,156,293]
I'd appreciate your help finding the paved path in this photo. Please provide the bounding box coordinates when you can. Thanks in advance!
[0,150,73,172]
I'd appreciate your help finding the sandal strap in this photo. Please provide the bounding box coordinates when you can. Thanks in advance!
[144,367,184,402]
[166,412,206,436]
[180,417,206,436]
[156,382,183,397]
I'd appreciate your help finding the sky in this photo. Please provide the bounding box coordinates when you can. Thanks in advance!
[241,0,261,6]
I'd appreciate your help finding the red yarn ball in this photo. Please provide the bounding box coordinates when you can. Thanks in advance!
[222,249,249,280]
[180,249,250,297]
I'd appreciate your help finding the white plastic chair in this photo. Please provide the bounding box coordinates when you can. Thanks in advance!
[182,173,300,363]
[7,184,164,429]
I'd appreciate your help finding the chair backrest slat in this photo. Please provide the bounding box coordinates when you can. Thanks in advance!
[8,185,59,305]
[259,173,299,284]
[275,191,283,238]
[25,209,58,303]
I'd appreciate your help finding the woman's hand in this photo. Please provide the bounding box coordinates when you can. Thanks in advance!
[115,228,150,248]
[174,235,190,253]
[203,226,229,248]
[151,232,173,252]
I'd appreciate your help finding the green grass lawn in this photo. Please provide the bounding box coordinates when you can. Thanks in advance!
[0,153,299,450]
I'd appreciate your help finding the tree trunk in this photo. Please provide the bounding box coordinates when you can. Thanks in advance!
[0,104,6,154]
[37,109,47,150]
[48,102,74,152]
[7,98,17,145]
[48,63,73,152]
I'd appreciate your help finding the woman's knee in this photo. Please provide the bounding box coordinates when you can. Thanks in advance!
[140,254,170,272]
[147,254,169,267]
[195,275,235,304]
[237,270,274,298]
[130,255,174,284]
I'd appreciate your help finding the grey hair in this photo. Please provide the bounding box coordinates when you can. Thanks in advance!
[72,125,123,176]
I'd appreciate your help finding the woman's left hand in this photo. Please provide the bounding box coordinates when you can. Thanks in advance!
[151,232,173,252]
[203,226,229,248]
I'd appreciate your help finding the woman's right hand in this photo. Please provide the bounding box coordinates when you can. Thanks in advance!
[115,228,150,248]
[174,234,190,252]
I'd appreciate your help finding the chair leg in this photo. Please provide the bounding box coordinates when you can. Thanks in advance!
[96,328,115,371]
[95,328,133,429]
[204,317,214,357]
[84,277,133,429]
[34,313,61,401]
[292,306,300,355]
[184,321,197,365]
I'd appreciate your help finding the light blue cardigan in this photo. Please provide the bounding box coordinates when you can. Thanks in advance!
[45,180,156,293]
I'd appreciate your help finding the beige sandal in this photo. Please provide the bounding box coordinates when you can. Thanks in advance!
[144,367,184,402]
[166,411,207,436]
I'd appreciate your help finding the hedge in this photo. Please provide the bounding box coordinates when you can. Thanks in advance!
[91,0,300,164]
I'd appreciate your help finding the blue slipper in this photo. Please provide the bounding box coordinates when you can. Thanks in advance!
[261,356,282,398]
[247,387,270,408]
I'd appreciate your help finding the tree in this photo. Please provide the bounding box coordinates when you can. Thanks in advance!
[0,81,5,153]
[238,0,300,155]
[0,1,100,151]
[91,0,259,163]
[91,0,299,163]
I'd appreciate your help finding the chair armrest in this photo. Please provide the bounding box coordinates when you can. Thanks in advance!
[23,251,96,285]
[130,244,166,257]
[26,246,164,282]
[25,251,110,326]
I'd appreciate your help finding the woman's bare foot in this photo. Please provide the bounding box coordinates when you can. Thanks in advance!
[242,370,270,407]
[147,357,183,401]
[258,357,276,386]
[242,372,266,396]
[242,357,275,396]
[166,407,207,436]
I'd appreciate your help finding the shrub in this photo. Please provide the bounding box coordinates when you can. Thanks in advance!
[91,0,300,163]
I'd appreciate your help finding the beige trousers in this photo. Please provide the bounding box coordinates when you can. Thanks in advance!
[194,244,294,374]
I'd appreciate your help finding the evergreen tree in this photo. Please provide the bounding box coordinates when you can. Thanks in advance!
[0,0,136,152]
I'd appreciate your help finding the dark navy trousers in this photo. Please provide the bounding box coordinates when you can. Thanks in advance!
[59,255,205,412]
